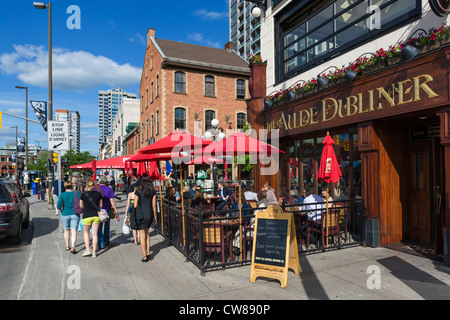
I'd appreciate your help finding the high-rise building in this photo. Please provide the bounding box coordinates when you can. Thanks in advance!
[54,109,80,153]
[98,87,137,146]
[229,0,261,61]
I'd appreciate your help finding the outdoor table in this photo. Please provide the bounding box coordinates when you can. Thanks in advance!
[204,195,222,211]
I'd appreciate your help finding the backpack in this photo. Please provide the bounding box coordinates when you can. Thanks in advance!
[74,191,84,216]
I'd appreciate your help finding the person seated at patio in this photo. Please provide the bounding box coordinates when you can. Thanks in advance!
[215,182,232,211]
[303,190,325,222]
[262,183,278,205]
[191,189,208,208]
[244,187,258,201]
[165,186,177,203]
[279,189,296,205]
[228,196,252,223]
[188,183,196,200]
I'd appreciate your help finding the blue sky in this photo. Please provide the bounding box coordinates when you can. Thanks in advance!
[0,0,230,156]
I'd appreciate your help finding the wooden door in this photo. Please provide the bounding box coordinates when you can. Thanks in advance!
[410,141,432,244]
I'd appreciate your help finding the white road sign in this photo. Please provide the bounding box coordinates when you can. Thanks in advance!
[48,121,70,151]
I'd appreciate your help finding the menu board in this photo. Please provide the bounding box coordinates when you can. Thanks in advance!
[254,219,288,268]
[250,205,300,288]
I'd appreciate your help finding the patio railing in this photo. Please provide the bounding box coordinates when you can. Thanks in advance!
[153,197,366,275]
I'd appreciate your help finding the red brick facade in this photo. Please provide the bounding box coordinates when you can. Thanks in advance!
[138,28,250,150]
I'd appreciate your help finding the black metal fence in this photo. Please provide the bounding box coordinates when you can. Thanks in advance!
[153,197,366,275]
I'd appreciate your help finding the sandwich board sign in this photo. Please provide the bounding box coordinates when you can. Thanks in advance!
[250,205,300,288]
[48,121,70,151]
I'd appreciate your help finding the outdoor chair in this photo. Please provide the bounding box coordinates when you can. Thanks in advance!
[306,209,340,249]
[242,219,255,261]
[203,223,233,269]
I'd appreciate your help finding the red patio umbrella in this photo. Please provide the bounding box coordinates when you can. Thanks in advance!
[317,133,342,247]
[186,155,224,165]
[138,131,213,247]
[195,132,285,261]
[148,161,160,180]
[140,131,212,155]
[318,133,342,184]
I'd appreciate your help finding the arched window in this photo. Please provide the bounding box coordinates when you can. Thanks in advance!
[205,75,215,96]
[175,72,186,93]
[205,110,216,131]
[237,113,246,130]
[175,108,186,130]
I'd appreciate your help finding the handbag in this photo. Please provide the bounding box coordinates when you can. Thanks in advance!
[87,192,109,223]
[73,191,84,216]
[122,219,131,235]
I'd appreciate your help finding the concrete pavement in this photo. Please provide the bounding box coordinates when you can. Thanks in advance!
[13,196,450,302]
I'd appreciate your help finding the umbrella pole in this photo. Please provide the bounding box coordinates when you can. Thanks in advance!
[180,163,186,248]
[238,165,243,262]
[159,164,164,235]
[326,185,329,248]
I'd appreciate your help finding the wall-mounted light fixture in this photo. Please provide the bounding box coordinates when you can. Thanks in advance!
[287,80,306,100]
[401,28,427,61]
[317,66,339,89]
[264,91,278,110]
[244,0,267,18]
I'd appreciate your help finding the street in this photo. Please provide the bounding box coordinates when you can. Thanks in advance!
[1,195,450,303]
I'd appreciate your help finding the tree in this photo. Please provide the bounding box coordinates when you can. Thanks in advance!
[62,150,96,174]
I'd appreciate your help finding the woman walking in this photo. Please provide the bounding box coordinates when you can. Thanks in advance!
[79,181,103,258]
[57,181,80,254]
[133,176,157,262]
[126,184,139,245]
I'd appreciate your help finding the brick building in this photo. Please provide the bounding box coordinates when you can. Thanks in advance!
[138,28,251,150]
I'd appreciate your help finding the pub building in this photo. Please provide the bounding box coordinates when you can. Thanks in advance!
[246,0,450,264]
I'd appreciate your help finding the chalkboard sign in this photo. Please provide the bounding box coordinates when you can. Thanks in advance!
[254,219,288,268]
[250,205,300,288]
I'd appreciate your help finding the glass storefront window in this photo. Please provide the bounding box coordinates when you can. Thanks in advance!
[290,133,361,203]
[289,141,300,198]
[302,139,314,194]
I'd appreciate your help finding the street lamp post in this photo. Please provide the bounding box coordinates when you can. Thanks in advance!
[10,126,18,181]
[204,119,226,195]
[34,1,53,209]
[15,85,29,191]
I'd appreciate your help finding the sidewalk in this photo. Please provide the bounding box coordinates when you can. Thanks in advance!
[18,196,450,301]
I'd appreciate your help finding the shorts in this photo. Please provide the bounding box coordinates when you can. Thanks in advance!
[83,216,101,226]
[62,215,80,230]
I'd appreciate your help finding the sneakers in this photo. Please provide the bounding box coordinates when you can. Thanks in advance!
[82,251,91,257]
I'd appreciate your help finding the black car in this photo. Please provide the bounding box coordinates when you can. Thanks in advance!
[0,181,30,245]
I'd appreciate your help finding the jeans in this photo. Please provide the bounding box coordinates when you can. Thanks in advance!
[97,210,111,248]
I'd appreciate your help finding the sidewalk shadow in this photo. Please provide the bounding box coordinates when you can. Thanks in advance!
[377,256,450,300]
[30,217,59,239]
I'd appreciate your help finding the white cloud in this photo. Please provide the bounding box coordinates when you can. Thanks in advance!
[128,33,146,46]
[193,9,228,21]
[80,122,98,129]
[0,44,142,92]
[187,33,221,48]
[6,108,25,115]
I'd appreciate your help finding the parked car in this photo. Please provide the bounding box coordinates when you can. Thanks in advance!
[0,181,30,245]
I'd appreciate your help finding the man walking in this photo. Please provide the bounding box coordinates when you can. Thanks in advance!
[95,176,119,249]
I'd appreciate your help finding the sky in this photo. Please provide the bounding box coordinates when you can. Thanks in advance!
[0,0,230,156]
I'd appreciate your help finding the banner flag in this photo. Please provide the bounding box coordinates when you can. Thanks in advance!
[30,101,48,132]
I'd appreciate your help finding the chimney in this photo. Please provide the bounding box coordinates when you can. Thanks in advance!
[148,28,156,39]
[225,41,234,52]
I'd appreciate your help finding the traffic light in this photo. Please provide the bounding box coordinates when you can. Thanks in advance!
[0,112,2,129]
[53,153,58,163]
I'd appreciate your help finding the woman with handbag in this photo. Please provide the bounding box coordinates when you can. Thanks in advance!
[57,181,81,254]
[133,176,157,262]
[126,184,139,245]
[79,180,103,258]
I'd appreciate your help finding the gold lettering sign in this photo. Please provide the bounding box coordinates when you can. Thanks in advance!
[266,74,439,133]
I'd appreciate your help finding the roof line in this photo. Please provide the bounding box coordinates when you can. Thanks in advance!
[150,37,166,59]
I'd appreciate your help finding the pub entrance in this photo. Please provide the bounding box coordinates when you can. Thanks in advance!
[409,124,443,254]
